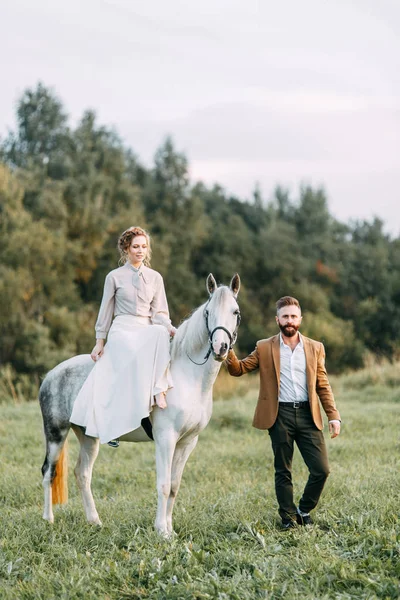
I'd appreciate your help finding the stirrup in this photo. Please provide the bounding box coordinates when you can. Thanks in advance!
[107,438,120,448]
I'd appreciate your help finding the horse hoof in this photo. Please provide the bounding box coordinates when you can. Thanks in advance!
[43,515,54,524]
[156,528,172,539]
[42,509,54,524]
[166,529,177,539]
[88,517,102,527]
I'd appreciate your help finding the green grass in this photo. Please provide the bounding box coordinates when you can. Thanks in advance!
[0,367,399,599]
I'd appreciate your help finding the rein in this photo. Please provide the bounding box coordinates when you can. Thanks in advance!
[186,300,241,366]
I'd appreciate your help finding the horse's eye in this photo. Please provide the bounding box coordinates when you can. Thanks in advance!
[234,309,240,316]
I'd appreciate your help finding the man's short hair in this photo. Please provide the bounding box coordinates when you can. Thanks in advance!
[276,296,301,315]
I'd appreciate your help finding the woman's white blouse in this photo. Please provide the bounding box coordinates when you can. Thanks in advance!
[95,263,172,338]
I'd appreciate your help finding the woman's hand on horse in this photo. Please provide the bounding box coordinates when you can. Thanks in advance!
[91,340,105,362]
[170,326,177,337]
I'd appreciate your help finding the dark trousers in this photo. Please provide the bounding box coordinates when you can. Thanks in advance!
[268,403,330,521]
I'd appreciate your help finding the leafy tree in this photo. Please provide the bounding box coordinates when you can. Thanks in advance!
[0,164,80,371]
[2,82,71,179]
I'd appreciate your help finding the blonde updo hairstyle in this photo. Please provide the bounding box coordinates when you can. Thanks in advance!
[118,226,152,267]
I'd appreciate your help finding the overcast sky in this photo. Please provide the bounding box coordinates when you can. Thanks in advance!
[1,0,399,235]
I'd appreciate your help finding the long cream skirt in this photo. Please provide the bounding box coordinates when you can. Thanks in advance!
[70,315,173,443]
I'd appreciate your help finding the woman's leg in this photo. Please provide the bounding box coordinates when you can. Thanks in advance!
[154,391,167,409]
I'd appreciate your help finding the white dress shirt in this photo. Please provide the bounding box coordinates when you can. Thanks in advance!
[278,332,309,403]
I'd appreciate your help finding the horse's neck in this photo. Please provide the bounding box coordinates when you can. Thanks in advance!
[172,310,222,397]
[173,347,221,399]
[200,359,222,396]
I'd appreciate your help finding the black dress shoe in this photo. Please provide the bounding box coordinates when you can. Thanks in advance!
[296,513,313,526]
[281,518,297,530]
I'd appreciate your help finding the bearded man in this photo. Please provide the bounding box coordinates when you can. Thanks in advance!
[227,296,341,529]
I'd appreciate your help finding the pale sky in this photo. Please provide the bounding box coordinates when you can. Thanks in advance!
[1,0,399,235]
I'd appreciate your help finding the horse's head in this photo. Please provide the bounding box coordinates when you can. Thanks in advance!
[205,273,241,362]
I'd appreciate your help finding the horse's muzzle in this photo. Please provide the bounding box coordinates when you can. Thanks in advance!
[211,339,229,362]
[212,347,229,362]
[213,354,227,362]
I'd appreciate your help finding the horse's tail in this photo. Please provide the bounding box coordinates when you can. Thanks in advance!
[52,440,68,505]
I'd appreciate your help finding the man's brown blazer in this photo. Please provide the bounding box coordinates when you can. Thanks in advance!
[227,334,340,431]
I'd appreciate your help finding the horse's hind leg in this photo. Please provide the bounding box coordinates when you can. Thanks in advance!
[71,425,101,525]
[41,428,69,523]
[166,436,198,535]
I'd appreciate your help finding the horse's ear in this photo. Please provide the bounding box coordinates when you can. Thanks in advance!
[230,273,241,297]
[206,273,217,296]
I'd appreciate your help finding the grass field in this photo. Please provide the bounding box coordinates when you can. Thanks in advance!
[0,364,399,599]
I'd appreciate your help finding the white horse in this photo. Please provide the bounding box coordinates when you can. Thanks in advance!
[39,273,241,536]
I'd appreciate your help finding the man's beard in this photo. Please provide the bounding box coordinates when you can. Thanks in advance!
[279,323,300,338]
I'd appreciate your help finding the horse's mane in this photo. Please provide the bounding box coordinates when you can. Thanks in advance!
[171,286,232,360]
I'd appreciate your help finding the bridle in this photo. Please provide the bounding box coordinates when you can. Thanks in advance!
[187,299,241,366]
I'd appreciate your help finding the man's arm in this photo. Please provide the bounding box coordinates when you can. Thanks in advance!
[316,343,341,436]
[226,345,260,377]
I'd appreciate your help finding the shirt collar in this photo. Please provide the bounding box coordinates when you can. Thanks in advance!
[279,331,303,348]
[124,262,148,283]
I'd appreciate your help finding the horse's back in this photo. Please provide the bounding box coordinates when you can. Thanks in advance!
[39,354,94,426]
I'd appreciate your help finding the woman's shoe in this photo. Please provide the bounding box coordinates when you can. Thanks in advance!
[107,439,120,448]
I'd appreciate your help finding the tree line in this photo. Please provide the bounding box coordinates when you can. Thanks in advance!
[1,82,399,399]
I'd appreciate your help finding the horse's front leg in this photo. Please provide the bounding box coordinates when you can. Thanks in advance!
[154,431,178,537]
[166,435,198,535]
[71,426,101,525]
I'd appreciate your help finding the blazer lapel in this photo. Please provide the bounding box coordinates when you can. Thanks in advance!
[303,336,315,392]
[271,335,280,390]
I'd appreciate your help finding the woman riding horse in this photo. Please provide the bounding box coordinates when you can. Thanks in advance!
[70,226,176,446]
